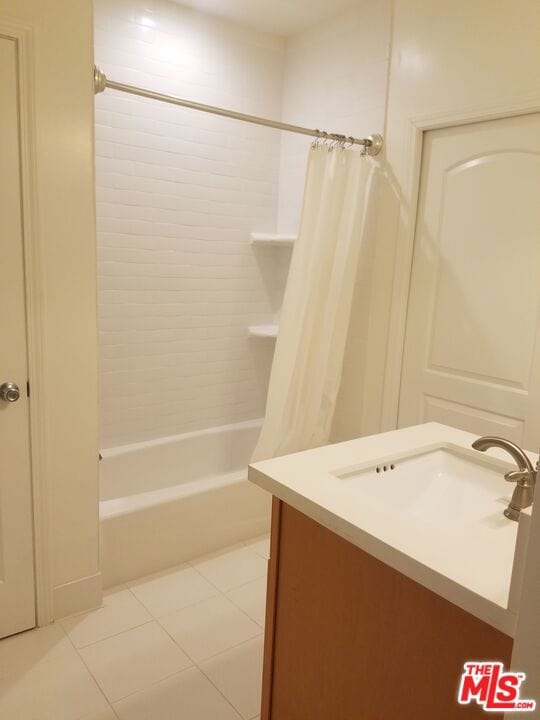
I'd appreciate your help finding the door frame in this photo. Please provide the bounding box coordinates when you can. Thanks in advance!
[1,19,54,626]
[379,100,540,433]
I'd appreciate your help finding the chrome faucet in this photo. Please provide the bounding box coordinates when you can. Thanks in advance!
[472,436,537,521]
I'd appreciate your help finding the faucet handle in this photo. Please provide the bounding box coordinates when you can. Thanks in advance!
[504,469,535,486]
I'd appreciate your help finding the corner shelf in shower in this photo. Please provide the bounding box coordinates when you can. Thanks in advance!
[250,233,296,247]
[248,324,279,339]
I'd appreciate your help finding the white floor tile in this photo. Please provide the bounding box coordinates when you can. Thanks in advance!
[243,535,270,560]
[226,577,267,627]
[200,636,264,720]
[113,667,242,720]
[79,621,193,702]
[128,564,218,618]
[0,623,68,679]
[158,594,262,662]
[0,626,112,720]
[79,706,117,720]
[60,588,152,648]
[191,545,267,593]
[0,537,270,720]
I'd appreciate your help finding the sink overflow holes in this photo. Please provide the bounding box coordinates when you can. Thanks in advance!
[375,464,396,474]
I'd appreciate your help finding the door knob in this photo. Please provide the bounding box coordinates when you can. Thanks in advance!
[0,382,20,402]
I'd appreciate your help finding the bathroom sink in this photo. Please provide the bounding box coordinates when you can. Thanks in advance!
[333,444,513,529]
[249,423,532,634]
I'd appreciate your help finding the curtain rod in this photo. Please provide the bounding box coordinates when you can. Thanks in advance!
[94,67,383,156]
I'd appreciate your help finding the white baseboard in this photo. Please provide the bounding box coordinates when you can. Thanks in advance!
[53,571,103,620]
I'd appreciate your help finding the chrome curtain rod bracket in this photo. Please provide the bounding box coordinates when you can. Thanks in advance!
[94,66,107,94]
[93,66,383,156]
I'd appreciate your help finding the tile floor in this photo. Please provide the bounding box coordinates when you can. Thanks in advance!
[0,535,270,720]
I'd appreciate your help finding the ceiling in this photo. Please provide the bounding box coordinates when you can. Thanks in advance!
[171,0,358,37]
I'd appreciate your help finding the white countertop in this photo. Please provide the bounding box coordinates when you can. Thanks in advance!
[249,423,534,637]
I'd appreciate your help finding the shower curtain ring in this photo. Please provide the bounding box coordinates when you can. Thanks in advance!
[313,130,323,148]
[316,131,331,149]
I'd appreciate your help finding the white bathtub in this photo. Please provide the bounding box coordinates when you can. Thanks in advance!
[99,419,270,587]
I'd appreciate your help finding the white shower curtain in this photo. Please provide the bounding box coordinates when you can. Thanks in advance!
[252,144,374,462]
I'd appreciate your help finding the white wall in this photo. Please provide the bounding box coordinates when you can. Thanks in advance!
[94,0,286,448]
[0,0,100,619]
[277,1,391,234]
[362,0,540,439]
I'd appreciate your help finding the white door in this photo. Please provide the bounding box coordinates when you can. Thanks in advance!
[398,113,540,452]
[0,35,36,637]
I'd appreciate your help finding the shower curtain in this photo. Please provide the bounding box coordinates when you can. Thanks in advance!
[252,144,374,462]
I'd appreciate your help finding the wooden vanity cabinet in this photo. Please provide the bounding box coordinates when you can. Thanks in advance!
[261,499,513,720]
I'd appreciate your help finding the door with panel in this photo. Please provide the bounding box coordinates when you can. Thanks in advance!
[0,35,36,637]
[398,113,540,452]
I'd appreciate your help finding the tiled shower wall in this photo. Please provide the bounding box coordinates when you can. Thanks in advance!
[94,0,392,450]
[94,0,285,448]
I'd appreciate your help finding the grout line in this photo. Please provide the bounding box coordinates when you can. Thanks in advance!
[115,577,225,622]
[225,571,268,594]
[109,562,191,590]
[124,537,270,629]
[195,631,264,667]
[101,664,197,706]
[187,568,267,627]
[62,630,120,720]
[65,611,198,708]
[189,540,246,564]
[224,581,267,628]
[153,576,264,666]
[155,608,263,667]
[107,665,197,709]
[155,619,201,665]
[224,602,264,630]
[196,635,265,720]
[196,665,245,720]
[128,588,222,621]
[117,562,236,619]
[0,623,120,720]
[65,618,155,651]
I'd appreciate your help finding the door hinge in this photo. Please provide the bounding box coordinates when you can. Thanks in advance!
[26,380,30,397]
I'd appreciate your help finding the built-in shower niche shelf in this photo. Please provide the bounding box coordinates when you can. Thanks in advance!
[250,233,296,247]
[248,324,278,339]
